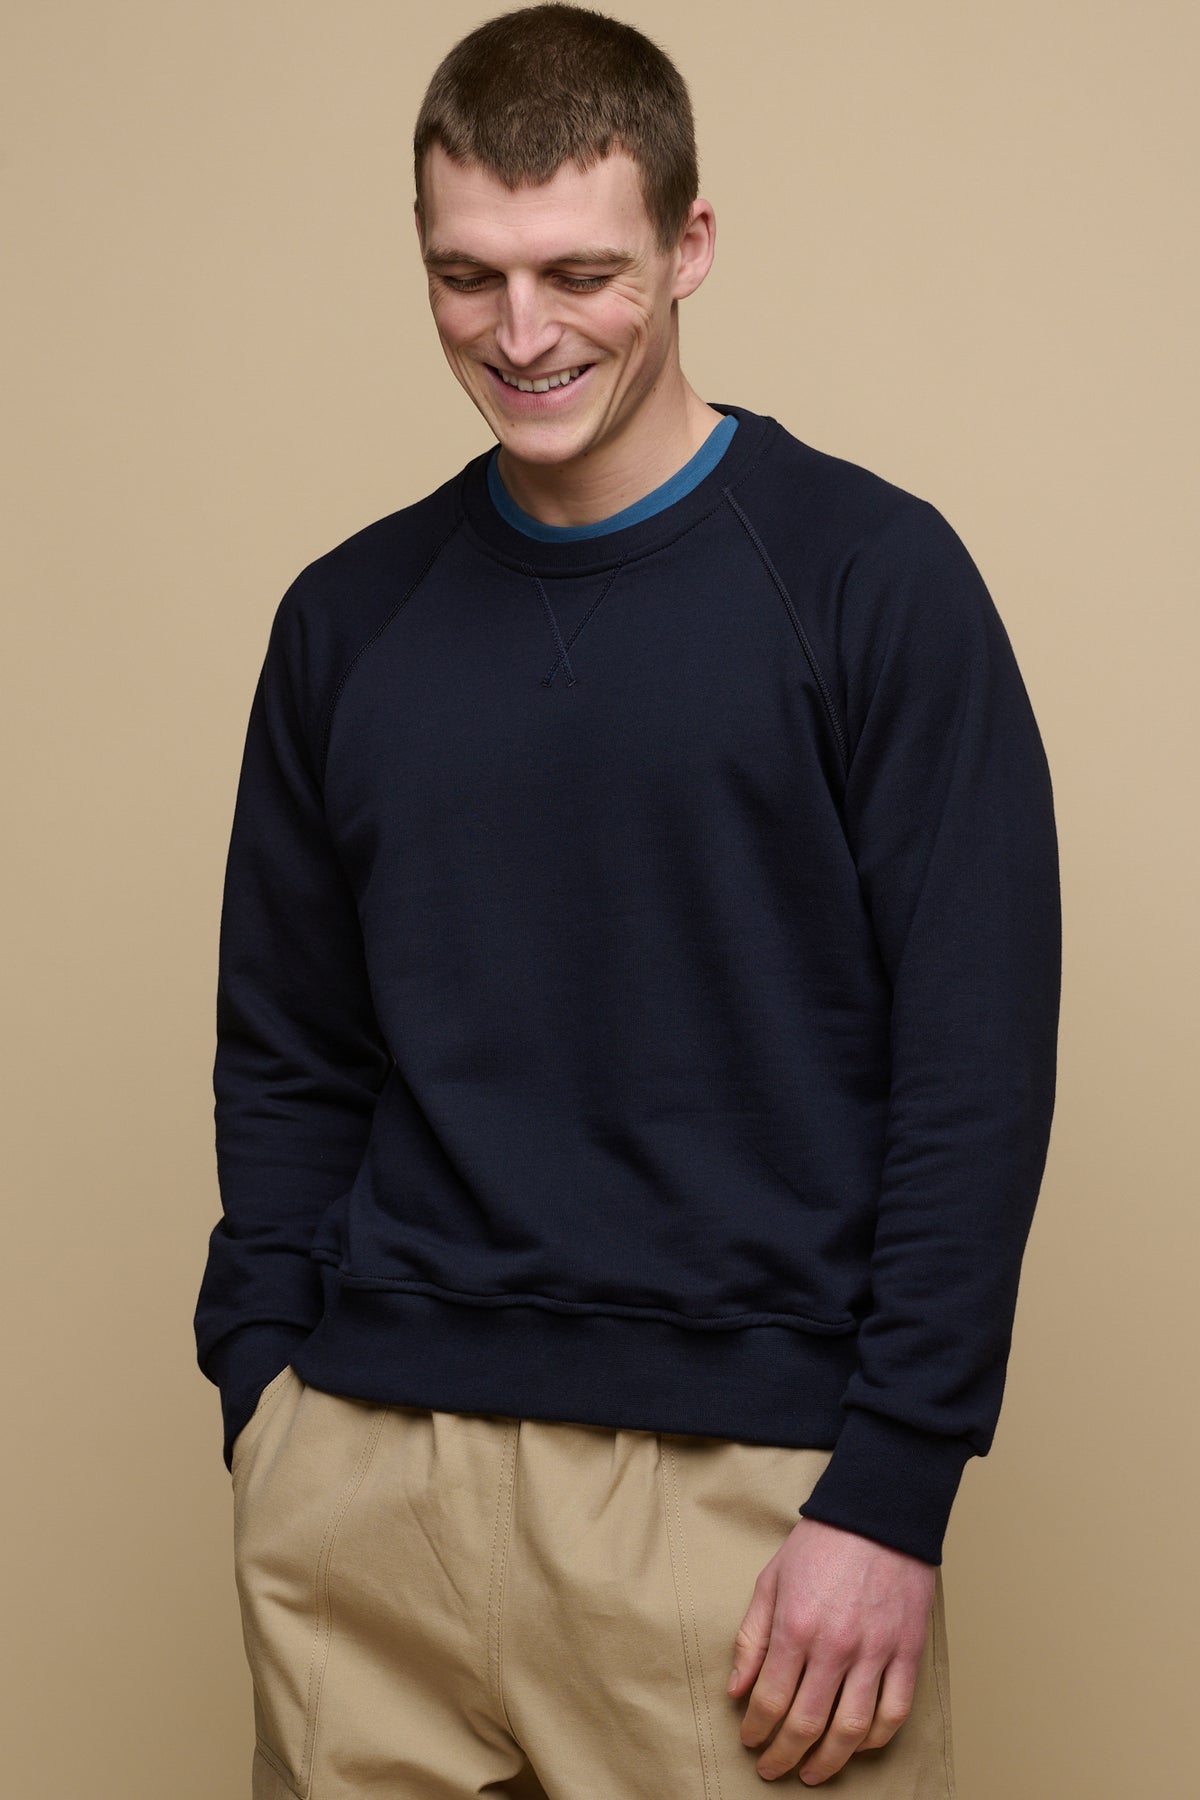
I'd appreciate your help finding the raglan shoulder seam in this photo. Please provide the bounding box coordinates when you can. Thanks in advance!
[269,480,467,783]
[720,486,850,776]
[317,513,464,773]
[719,429,969,780]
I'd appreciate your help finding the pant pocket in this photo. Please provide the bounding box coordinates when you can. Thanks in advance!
[232,1379,388,1799]
[230,1364,300,1483]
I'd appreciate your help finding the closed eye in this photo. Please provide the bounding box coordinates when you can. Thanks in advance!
[438,273,612,294]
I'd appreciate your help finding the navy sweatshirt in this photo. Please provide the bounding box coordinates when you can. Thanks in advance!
[194,402,1060,1565]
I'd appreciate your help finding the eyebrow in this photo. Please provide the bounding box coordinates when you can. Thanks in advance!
[423,244,635,270]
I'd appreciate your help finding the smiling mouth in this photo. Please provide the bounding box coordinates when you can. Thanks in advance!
[488,363,593,393]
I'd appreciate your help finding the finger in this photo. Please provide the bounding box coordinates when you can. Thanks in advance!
[796,1664,883,1785]
[855,1655,917,1752]
[737,1638,809,1748]
[748,1660,843,1780]
[727,1568,779,1696]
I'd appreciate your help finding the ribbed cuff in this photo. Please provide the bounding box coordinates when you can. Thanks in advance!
[797,1409,973,1565]
[204,1323,314,1472]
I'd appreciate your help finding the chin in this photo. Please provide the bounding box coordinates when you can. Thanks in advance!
[493,423,594,466]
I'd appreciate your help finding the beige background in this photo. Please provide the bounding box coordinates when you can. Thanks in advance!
[3,1,1196,1793]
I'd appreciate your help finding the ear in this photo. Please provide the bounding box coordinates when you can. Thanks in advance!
[672,197,716,302]
[413,198,425,254]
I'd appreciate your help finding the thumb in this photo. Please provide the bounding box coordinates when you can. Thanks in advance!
[727,1566,777,1694]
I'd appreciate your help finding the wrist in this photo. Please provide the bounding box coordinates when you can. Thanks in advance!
[797,1409,972,1565]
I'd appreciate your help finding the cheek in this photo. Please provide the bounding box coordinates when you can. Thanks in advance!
[430,297,485,352]
[591,303,659,366]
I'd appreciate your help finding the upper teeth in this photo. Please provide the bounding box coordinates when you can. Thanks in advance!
[497,365,584,393]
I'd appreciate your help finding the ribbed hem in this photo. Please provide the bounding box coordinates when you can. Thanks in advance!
[289,1282,856,1448]
[797,1407,973,1565]
[205,1322,314,1472]
[214,1290,975,1558]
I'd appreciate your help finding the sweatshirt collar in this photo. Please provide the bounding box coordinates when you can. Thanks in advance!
[486,412,739,542]
[457,403,777,575]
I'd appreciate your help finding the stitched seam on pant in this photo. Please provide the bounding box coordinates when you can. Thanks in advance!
[660,1441,724,1800]
[290,1407,388,1797]
[931,1573,956,1800]
[487,1417,521,1733]
[253,1744,300,1800]
[253,1738,302,1798]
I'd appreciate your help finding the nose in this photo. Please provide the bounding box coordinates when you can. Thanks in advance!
[493,275,563,371]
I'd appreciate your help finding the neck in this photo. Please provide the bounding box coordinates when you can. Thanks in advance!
[495,372,724,529]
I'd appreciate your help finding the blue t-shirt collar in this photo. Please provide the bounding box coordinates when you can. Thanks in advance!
[486,412,739,542]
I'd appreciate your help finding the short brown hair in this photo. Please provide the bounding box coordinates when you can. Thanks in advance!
[413,4,699,254]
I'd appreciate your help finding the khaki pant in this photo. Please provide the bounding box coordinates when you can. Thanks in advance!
[230,1366,955,1798]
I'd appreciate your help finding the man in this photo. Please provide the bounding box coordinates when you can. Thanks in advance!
[195,6,1060,1795]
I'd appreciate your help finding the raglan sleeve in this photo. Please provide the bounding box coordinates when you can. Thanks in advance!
[796,499,1061,1565]
[192,570,391,1471]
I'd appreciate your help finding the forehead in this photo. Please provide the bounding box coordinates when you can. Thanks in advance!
[420,142,655,263]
